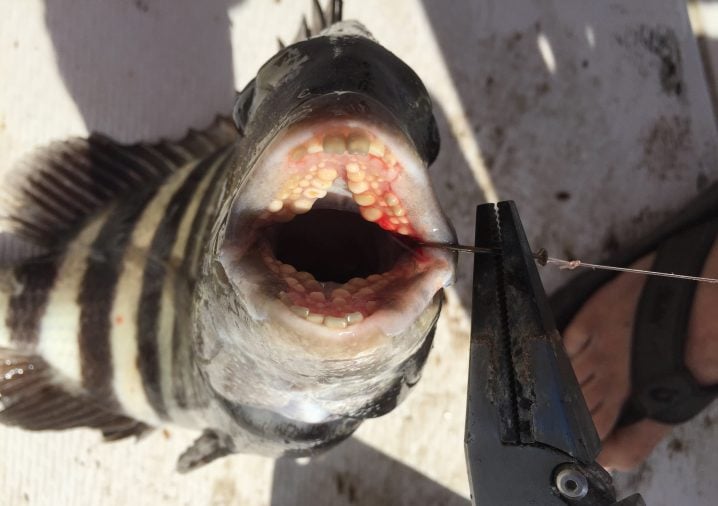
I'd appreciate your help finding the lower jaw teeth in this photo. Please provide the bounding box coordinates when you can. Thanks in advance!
[268,252,410,328]
[290,304,364,329]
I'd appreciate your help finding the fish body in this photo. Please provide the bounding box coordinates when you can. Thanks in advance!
[0,4,455,470]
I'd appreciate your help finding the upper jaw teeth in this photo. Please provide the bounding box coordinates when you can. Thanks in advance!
[261,128,414,237]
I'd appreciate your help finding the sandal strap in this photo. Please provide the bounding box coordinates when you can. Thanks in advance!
[619,217,718,426]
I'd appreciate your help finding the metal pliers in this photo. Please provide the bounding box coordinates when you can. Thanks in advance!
[465,201,646,505]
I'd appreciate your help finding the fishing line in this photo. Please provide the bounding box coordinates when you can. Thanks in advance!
[419,242,718,285]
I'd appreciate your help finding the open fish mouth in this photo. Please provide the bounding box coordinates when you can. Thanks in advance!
[222,116,455,340]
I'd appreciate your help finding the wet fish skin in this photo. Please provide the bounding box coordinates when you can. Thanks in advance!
[0,2,455,471]
[192,19,450,460]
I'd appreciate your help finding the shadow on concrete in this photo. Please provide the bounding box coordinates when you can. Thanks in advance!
[44,0,241,141]
[429,98,488,308]
[271,438,470,506]
[418,0,640,298]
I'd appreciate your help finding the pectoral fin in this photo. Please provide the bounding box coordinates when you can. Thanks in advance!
[0,348,148,440]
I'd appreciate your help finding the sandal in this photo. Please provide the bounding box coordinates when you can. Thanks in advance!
[549,182,718,427]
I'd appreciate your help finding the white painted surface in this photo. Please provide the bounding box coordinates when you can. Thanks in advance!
[0,1,717,505]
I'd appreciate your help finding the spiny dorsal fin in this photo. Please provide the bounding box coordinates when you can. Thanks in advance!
[277,0,344,49]
[0,349,149,440]
[0,117,236,258]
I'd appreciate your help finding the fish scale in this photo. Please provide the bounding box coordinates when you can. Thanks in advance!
[0,1,457,472]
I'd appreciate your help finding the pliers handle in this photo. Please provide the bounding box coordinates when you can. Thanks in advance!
[465,201,645,506]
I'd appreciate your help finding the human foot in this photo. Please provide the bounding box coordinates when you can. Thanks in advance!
[562,239,718,471]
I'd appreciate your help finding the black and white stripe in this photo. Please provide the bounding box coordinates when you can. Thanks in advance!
[136,147,231,420]
[0,120,236,428]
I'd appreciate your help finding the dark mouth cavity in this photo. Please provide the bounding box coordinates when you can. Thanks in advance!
[265,209,415,283]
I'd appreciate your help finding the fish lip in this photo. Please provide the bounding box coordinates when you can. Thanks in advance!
[220,96,456,342]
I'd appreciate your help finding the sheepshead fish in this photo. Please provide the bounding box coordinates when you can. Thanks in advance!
[0,2,455,471]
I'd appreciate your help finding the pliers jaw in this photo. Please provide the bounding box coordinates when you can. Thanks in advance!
[465,201,645,505]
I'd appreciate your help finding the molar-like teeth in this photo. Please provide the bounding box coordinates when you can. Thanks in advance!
[303,188,327,199]
[324,316,348,329]
[347,277,369,288]
[346,312,364,325]
[347,170,365,182]
[347,180,369,194]
[311,178,333,190]
[279,264,297,275]
[323,134,346,154]
[385,193,399,206]
[305,280,323,292]
[347,132,370,154]
[294,271,315,282]
[392,206,406,217]
[290,305,310,318]
[291,199,314,214]
[308,291,326,302]
[353,193,376,206]
[317,167,338,181]
[331,288,352,299]
[398,226,411,235]
[285,278,306,292]
[356,287,375,297]
[268,200,284,212]
[360,206,382,222]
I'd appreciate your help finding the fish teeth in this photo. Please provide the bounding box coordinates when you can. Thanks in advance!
[330,288,351,299]
[307,313,325,324]
[307,139,323,153]
[346,312,364,324]
[317,167,338,181]
[290,199,313,214]
[322,135,346,154]
[347,132,370,154]
[353,193,375,206]
[268,200,283,212]
[359,207,381,222]
[264,129,415,235]
[347,180,369,194]
[290,305,310,318]
[368,139,385,158]
[323,316,348,329]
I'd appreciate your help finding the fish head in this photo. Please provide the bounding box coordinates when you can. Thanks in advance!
[195,21,457,446]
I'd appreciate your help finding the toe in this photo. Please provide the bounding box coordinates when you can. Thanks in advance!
[563,324,592,358]
[590,402,622,439]
[597,419,672,471]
